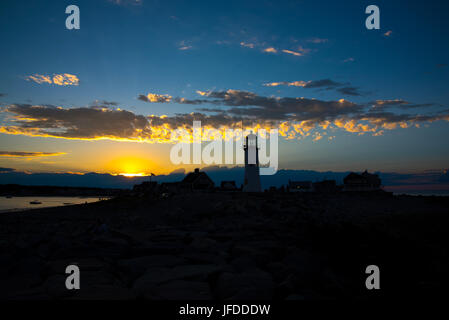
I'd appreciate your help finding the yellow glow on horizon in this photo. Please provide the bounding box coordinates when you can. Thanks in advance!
[118,172,147,177]
[105,156,157,176]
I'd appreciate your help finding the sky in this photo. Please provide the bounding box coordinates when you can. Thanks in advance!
[0,0,449,176]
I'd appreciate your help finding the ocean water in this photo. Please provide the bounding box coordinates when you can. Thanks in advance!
[0,196,108,213]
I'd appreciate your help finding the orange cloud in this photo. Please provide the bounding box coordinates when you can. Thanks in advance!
[263,81,309,87]
[2,92,448,145]
[282,49,303,56]
[25,74,79,86]
[0,151,66,157]
[138,93,172,103]
[263,47,277,53]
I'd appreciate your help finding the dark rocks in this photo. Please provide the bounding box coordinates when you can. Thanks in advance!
[43,275,74,299]
[0,192,447,299]
[152,280,211,300]
[170,264,222,281]
[216,269,275,300]
[118,255,186,278]
[230,256,258,272]
[69,286,136,300]
[133,264,221,298]
[127,242,185,256]
[133,267,174,290]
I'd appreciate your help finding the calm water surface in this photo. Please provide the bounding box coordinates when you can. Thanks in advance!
[0,196,108,212]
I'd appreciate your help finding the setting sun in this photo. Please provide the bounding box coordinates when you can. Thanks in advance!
[106,156,155,177]
[119,172,146,177]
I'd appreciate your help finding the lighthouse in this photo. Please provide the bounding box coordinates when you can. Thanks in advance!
[243,132,262,192]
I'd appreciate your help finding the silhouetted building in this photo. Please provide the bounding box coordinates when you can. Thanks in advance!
[343,170,381,191]
[182,168,215,190]
[287,180,313,192]
[313,180,338,193]
[220,181,238,191]
[243,133,262,192]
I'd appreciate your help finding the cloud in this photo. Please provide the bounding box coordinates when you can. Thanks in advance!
[301,79,341,89]
[175,90,364,122]
[177,40,193,51]
[343,57,355,63]
[108,0,142,6]
[25,74,79,86]
[1,91,448,143]
[0,151,66,157]
[263,81,309,87]
[263,79,364,96]
[0,167,15,173]
[25,75,52,84]
[307,38,328,44]
[282,49,303,56]
[336,86,363,96]
[263,78,342,89]
[384,30,393,37]
[372,99,409,107]
[244,42,310,57]
[91,100,119,107]
[1,104,154,142]
[370,99,436,110]
[263,47,277,53]
[138,93,172,103]
[240,42,255,48]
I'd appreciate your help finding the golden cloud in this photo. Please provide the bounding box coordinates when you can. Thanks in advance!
[25,74,79,86]
[138,93,172,103]
[1,90,448,144]
[263,47,277,53]
[0,151,66,157]
[282,49,303,56]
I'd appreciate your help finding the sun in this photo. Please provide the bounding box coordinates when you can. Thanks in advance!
[105,156,155,177]
[119,172,146,177]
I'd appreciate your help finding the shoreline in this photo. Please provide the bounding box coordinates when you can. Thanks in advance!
[0,196,111,214]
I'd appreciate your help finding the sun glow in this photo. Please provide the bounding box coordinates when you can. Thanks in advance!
[106,156,155,177]
[119,172,146,177]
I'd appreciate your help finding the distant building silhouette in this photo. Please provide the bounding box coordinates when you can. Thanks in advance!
[182,168,214,190]
[343,170,381,191]
[287,180,313,192]
[313,180,338,193]
[243,132,262,192]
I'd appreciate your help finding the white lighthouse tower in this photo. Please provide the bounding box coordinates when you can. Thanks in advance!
[243,132,262,192]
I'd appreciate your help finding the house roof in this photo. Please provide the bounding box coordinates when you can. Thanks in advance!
[182,169,214,185]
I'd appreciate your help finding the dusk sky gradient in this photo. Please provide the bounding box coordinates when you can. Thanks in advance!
[1,0,448,175]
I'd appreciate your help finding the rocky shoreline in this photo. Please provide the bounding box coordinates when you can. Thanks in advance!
[0,192,448,300]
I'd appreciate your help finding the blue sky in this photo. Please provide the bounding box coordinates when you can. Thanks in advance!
[0,0,448,175]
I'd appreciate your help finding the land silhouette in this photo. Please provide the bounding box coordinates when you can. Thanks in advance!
[0,174,448,299]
